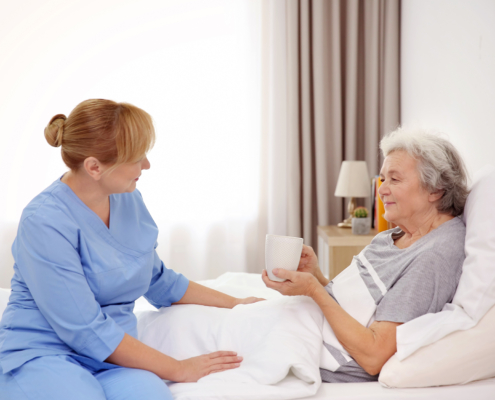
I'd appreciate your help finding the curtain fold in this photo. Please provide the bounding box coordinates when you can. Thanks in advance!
[259,0,400,255]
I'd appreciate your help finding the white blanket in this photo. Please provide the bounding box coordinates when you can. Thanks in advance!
[137,273,326,400]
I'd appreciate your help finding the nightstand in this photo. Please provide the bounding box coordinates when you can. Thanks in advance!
[317,225,378,280]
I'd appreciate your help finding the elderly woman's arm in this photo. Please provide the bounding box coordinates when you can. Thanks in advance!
[311,281,401,375]
[262,269,401,376]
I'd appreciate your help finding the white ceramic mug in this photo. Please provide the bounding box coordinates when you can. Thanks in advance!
[265,234,304,282]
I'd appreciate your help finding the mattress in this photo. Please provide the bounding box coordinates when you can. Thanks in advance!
[298,378,495,400]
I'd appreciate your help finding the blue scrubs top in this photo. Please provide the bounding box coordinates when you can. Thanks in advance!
[0,178,189,374]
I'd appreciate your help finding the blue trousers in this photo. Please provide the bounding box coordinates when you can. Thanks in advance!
[0,355,173,400]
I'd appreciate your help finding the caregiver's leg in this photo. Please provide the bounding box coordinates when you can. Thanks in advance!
[95,367,173,400]
[0,355,106,400]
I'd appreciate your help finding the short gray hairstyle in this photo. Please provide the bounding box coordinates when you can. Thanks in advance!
[380,127,469,217]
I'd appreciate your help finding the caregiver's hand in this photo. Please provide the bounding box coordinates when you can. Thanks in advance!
[176,351,243,382]
[261,269,319,297]
[298,245,330,287]
[233,297,265,306]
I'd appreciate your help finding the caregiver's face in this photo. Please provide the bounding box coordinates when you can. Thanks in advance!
[378,150,432,226]
[103,156,151,194]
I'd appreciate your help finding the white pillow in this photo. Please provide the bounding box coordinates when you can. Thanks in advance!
[0,288,10,318]
[380,304,495,387]
[456,164,495,320]
[380,165,495,387]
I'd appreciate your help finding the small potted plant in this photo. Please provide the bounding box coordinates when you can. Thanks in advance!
[352,206,371,235]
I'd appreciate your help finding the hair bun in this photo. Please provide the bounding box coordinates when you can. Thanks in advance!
[44,114,67,147]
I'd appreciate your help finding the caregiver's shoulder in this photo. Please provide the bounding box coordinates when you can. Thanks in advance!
[18,181,147,227]
[19,180,71,223]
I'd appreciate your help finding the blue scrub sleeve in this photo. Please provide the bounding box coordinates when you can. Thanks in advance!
[144,248,189,309]
[15,212,125,362]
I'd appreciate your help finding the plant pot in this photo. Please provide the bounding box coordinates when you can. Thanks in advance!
[352,217,371,235]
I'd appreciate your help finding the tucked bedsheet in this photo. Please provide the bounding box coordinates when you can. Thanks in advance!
[136,273,324,400]
[134,272,495,400]
[3,275,495,399]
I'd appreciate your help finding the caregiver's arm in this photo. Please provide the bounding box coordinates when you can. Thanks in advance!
[106,333,242,382]
[262,269,401,375]
[174,281,264,308]
[146,248,263,309]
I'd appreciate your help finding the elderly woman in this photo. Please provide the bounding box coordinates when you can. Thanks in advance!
[263,127,469,383]
[0,99,262,400]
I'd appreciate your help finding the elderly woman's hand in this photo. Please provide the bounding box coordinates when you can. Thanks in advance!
[261,268,320,298]
[297,245,330,287]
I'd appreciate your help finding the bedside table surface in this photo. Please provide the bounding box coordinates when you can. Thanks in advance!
[317,225,378,247]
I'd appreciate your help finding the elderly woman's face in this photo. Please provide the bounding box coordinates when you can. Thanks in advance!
[378,151,435,226]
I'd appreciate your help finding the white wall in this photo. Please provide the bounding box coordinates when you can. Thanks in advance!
[401,0,495,177]
[0,0,261,288]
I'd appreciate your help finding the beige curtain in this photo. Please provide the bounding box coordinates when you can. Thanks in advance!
[256,0,400,263]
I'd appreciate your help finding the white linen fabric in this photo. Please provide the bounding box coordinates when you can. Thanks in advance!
[380,304,495,388]
[136,269,388,399]
[136,273,325,400]
[136,271,495,398]
[303,378,495,400]
[395,165,495,361]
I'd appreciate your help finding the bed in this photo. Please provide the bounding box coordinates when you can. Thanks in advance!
[1,166,495,399]
[1,281,494,400]
[130,271,495,400]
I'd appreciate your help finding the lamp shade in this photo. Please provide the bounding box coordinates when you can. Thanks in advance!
[334,161,371,198]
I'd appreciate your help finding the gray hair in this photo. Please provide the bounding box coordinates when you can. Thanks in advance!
[380,127,469,217]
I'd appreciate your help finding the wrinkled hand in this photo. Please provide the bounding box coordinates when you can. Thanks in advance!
[298,245,329,286]
[261,268,319,298]
[175,351,243,382]
[297,245,319,275]
[233,297,265,306]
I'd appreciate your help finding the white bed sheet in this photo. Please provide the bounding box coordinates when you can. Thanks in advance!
[134,274,495,400]
[3,283,495,399]
[295,378,495,400]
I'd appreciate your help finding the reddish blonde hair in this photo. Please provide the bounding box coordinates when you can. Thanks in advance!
[44,99,155,171]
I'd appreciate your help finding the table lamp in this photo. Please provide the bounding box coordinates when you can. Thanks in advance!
[334,161,371,228]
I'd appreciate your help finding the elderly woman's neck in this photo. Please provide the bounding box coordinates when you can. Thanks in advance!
[396,211,454,244]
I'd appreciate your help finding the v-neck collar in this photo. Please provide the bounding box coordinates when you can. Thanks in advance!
[58,174,112,231]
[55,177,145,257]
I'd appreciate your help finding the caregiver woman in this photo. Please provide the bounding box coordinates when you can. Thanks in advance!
[263,128,469,383]
[0,99,261,400]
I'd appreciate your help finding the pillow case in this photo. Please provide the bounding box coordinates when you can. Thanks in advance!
[380,304,495,387]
